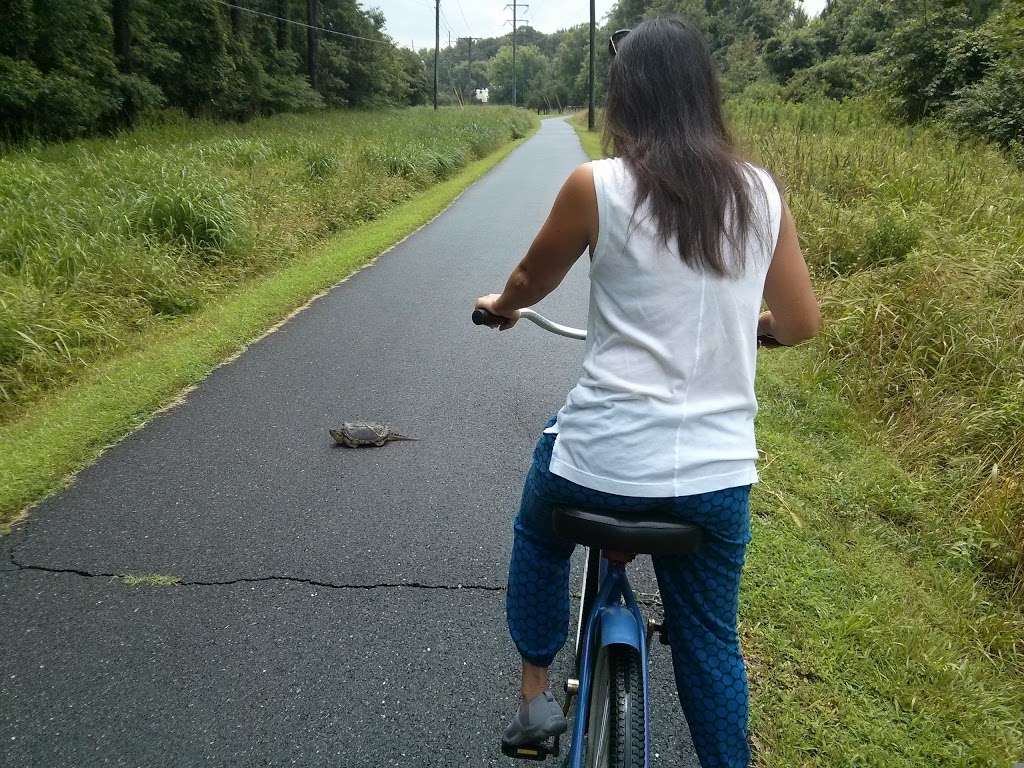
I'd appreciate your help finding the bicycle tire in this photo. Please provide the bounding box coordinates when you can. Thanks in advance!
[585,645,645,768]
[609,646,645,768]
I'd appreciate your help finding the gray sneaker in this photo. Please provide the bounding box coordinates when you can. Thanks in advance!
[503,690,568,746]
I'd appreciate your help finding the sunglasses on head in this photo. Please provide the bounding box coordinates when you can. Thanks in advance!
[608,28,631,57]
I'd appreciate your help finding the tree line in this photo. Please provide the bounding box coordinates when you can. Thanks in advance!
[0,0,431,142]
[2,0,1020,157]
[432,0,1021,159]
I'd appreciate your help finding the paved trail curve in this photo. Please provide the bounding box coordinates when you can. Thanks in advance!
[1,120,698,767]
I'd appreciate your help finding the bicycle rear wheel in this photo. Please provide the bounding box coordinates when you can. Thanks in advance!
[585,645,645,768]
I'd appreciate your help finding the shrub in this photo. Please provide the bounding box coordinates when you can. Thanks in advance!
[862,208,921,268]
[131,172,247,256]
[305,151,339,181]
[887,10,997,121]
[944,61,1024,161]
[784,55,870,102]
[763,28,819,82]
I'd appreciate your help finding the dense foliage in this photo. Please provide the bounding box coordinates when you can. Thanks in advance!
[2,0,1019,152]
[0,0,431,142]
[424,0,1021,158]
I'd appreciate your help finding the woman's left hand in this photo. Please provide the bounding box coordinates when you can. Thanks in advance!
[475,294,520,330]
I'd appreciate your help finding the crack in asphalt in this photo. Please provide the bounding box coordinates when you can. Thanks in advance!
[4,551,663,605]
[6,553,505,592]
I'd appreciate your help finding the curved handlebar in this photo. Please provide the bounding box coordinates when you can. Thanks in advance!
[473,307,782,347]
[472,308,587,340]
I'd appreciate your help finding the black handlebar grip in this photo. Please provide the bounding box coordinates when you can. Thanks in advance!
[472,308,502,328]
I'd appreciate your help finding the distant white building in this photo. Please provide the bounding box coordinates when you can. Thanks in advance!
[475,88,490,104]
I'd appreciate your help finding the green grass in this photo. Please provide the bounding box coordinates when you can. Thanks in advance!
[748,352,1023,766]
[115,573,181,587]
[570,111,604,160]
[0,117,537,531]
[0,107,535,417]
[571,113,1024,767]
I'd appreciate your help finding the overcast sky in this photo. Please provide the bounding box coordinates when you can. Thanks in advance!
[369,1,829,50]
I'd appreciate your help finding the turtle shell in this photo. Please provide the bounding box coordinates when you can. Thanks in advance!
[332,422,390,447]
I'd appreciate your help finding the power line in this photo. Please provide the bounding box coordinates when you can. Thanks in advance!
[210,0,391,45]
[439,6,456,44]
[454,0,472,35]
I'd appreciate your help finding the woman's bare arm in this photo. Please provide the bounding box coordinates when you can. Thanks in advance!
[476,164,596,328]
[759,202,821,345]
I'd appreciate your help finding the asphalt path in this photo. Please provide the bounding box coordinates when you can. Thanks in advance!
[1,119,698,767]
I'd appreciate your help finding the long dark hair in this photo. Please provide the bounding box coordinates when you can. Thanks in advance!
[604,18,761,277]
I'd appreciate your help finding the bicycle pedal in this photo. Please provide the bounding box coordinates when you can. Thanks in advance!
[647,619,670,645]
[501,739,558,761]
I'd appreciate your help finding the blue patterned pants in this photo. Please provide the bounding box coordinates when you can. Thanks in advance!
[506,429,752,768]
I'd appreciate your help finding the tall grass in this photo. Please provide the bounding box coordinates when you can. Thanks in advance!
[729,98,1024,598]
[0,107,534,417]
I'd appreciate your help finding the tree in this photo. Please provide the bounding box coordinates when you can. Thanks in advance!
[722,33,771,94]
[488,44,550,108]
[397,48,431,105]
[941,1,1024,158]
[888,7,994,120]
[552,25,592,108]
[763,28,819,82]
[0,0,439,143]
[276,0,290,50]
[0,0,154,140]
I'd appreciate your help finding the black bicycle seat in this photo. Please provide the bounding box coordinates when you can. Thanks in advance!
[552,507,703,556]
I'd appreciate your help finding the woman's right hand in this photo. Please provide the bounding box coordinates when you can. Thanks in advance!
[475,294,520,331]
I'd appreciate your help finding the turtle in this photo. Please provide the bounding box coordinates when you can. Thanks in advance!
[329,422,419,448]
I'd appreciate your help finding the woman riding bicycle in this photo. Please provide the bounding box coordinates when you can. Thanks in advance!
[475,18,820,768]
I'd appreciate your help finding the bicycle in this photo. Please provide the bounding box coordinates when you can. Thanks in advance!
[474,306,781,767]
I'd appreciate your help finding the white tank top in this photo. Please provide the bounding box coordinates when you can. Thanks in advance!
[546,157,782,497]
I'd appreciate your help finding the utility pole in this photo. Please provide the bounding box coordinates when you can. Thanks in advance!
[112,0,132,72]
[459,36,482,66]
[588,0,595,130]
[458,36,483,102]
[276,0,289,50]
[433,0,440,109]
[307,0,319,90]
[504,3,529,106]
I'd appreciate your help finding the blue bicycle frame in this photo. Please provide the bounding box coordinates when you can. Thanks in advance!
[567,553,651,768]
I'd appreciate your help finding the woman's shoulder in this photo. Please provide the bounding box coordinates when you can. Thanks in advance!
[587,157,634,189]
[565,159,633,195]
[739,161,781,194]
[555,163,599,216]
